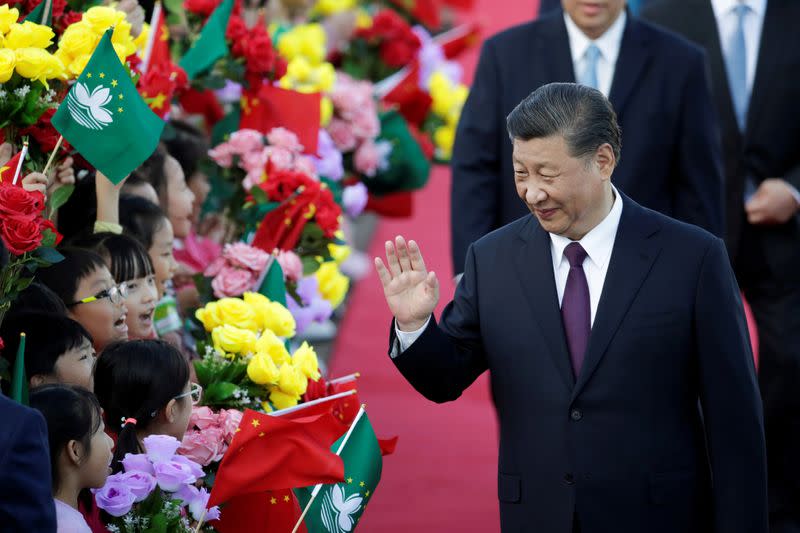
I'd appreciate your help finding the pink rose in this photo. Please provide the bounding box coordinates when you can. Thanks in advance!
[267,127,304,153]
[208,142,234,167]
[227,129,264,155]
[327,119,357,152]
[294,156,318,178]
[223,242,271,272]
[351,110,380,142]
[211,266,257,298]
[204,257,226,277]
[178,428,226,467]
[276,250,303,282]
[355,140,381,177]
[240,146,270,173]
[268,146,295,170]
[218,409,243,443]
[243,169,265,191]
[188,406,219,430]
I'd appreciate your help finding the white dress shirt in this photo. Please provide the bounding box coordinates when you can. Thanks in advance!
[710,0,767,97]
[563,10,627,97]
[395,188,624,353]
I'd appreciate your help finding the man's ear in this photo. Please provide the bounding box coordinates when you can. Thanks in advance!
[29,374,47,388]
[595,143,616,179]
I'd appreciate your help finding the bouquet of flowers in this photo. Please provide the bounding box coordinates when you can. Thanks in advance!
[203,241,272,299]
[0,182,63,328]
[93,435,220,532]
[179,406,242,469]
[423,70,468,161]
[193,292,322,410]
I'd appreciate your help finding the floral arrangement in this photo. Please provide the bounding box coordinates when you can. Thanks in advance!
[0,183,63,328]
[193,292,322,410]
[425,71,468,161]
[179,406,242,467]
[204,242,272,299]
[93,435,219,532]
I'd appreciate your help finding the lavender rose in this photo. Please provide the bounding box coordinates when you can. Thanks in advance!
[93,478,137,517]
[120,471,157,502]
[153,460,199,492]
[142,434,181,464]
[121,453,154,475]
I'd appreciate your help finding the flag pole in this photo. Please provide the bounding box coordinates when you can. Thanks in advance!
[140,1,162,75]
[39,0,51,24]
[326,372,360,386]
[11,142,28,186]
[290,405,367,533]
[269,389,356,417]
[192,506,207,533]
[10,333,27,404]
[41,135,63,176]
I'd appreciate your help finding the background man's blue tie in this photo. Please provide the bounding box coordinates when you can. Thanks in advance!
[726,3,751,131]
[561,243,591,379]
[580,44,601,90]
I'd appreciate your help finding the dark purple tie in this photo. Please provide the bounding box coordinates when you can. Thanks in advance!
[561,242,590,378]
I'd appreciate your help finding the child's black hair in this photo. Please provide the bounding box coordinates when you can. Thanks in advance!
[119,195,168,250]
[35,247,108,307]
[163,120,209,183]
[70,232,155,284]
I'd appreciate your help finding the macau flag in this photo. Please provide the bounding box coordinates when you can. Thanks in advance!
[179,0,233,80]
[52,29,164,184]
[294,408,382,533]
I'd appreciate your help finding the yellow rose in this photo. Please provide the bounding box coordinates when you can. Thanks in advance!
[277,32,301,62]
[0,49,16,83]
[277,363,308,397]
[244,292,296,338]
[285,56,312,83]
[355,8,372,30]
[111,20,136,56]
[247,352,280,385]
[212,324,257,355]
[67,53,91,77]
[57,23,98,62]
[195,301,224,331]
[269,389,299,410]
[328,238,350,265]
[434,125,455,160]
[15,48,63,85]
[215,297,259,331]
[134,22,149,51]
[255,330,291,366]
[0,4,19,34]
[83,6,126,34]
[315,262,349,309]
[5,21,54,49]
[292,342,320,381]
[320,96,333,127]
[313,0,356,16]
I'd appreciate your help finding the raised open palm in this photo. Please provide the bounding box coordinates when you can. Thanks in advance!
[374,236,439,331]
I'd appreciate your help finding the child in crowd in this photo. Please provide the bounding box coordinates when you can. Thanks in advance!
[0,313,95,393]
[120,174,160,206]
[30,385,114,533]
[71,233,159,340]
[36,247,129,351]
[93,340,197,471]
[162,120,211,228]
[132,145,195,240]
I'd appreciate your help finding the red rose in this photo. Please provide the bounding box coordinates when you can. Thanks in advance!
[183,0,220,17]
[19,109,66,153]
[0,186,44,218]
[380,37,419,67]
[226,16,248,56]
[39,218,63,246]
[55,11,83,33]
[370,9,411,40]
[0,215,44,255]
[244,29,278,75]
[51,0,67,19]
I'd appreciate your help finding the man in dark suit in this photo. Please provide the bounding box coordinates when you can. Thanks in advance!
[539,0,653,16]
[451,0,724,274]
[641,2,800,530]
[376,84,766,533]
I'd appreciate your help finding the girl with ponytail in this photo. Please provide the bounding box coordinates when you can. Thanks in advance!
[93,340,198,472]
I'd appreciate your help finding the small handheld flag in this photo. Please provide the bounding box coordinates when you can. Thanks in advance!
[10,333,28,406]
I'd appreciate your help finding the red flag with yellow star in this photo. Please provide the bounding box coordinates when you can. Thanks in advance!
[207,409,346,508]
[0,152,23,186]
[210,490,308,533]
[148,6,172,70]
[239,83,320,155]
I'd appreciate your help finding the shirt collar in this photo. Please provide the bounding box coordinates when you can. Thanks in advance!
[550,185,624,270]
[563,9,627,65]
[710,0,767,18]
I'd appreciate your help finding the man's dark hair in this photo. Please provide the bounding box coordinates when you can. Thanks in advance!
[506,82,622,164]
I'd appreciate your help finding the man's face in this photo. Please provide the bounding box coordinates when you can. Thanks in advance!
[512,135,614,240]
[561,0,627,39]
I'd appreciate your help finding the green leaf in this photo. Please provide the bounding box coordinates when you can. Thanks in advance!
[302,255,320,276]
[204,381,239,403]
[14,275,33,292]
[194,359,215,387]
[34,246,64,264]
[249,185,268,204]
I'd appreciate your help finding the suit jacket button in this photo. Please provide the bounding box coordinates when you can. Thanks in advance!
[570,409,583,421]
[563,473,575,485]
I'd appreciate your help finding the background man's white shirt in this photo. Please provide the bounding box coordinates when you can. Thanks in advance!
[564,10,627,96]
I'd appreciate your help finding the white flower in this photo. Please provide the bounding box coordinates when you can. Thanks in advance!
[14,85,30,98]
[0,89,6,98]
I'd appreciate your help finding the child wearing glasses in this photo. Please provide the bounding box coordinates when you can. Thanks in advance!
[0,312,96,393]
[72,233,159,340]
[30,385,114,533]
[93,340,199,472]
[36,247,129,352]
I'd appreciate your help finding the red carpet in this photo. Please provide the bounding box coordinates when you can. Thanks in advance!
[328,2,537,531]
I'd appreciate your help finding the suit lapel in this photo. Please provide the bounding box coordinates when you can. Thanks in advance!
[744,0,783,136]
[536,12,576,84]
[571,195,662,400]
[608,16,653,117]
[514,218,574,392]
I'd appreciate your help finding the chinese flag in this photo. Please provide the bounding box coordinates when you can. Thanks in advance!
[366,191,414,218]
[381,64,432,127]
[179,88,226,130]
[0,152,24,186]
[148,7,171,71]
[239,84,320,155]
[436,22,482,59]
[210,490,307,533]
[208,409,346,507]
[389,0,441,29]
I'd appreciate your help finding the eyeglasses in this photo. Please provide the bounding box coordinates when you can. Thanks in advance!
[67,282,128,307]
[174,382,203,405]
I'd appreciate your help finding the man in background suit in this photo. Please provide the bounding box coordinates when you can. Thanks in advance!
[539,0,653,16]
[377,83,767,533]
[642,2,800,530]
[451,0,724,274]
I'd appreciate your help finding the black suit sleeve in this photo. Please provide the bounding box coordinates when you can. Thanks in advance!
[450,39,502,275]
[672,48,726,237]
[0,406,56,532]
[694,237,768,533]
[390,245,488,403]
